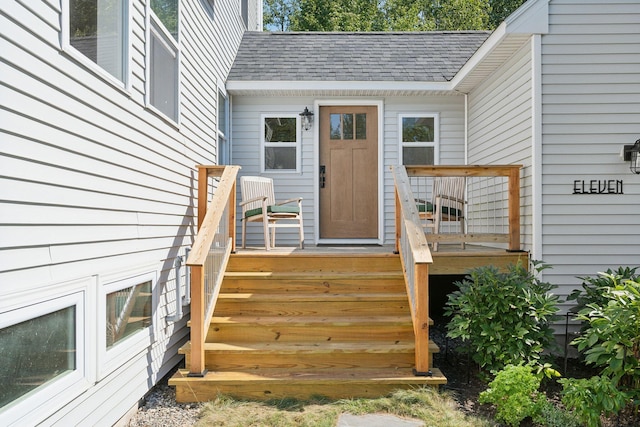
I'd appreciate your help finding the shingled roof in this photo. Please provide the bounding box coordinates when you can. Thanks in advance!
[227,31,491,83]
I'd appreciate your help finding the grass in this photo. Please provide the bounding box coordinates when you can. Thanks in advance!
[196,387,492,427]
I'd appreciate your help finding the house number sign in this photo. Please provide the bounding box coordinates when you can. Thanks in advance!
[573,179,623,195]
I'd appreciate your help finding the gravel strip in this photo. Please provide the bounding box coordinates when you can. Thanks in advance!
[126,381,202,427]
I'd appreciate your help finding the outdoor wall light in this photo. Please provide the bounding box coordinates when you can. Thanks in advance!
[623,139,640,174]
[299,107,314,131]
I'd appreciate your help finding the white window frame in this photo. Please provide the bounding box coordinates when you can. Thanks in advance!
[146,1,180,124]
[61,0,130,89]
[98,270,158,379]
[0,278,94,426]
[218,84,230,165]
[398,113,440,165]
[261,114,301,173]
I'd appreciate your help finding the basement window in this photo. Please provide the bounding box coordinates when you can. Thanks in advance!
[99,272,156,377]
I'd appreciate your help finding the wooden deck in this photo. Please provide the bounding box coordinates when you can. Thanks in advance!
[235,244,528,276]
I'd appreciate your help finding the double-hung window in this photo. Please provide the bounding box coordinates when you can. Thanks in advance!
[399,114,439,165]
[261,115,300,172]
[66,0,128,83]
[149,0,179,122]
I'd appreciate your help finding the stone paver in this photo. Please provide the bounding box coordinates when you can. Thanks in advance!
[336,413,424,427]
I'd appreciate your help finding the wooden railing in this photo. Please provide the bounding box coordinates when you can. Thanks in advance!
[405,165,522,251]
[186,165,240,376]
[391,165,433,375]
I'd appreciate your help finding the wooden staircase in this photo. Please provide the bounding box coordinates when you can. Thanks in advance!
[169,251,446,402]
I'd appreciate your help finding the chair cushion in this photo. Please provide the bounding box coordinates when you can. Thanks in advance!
[416,201,463,218]
[245,205,300,218]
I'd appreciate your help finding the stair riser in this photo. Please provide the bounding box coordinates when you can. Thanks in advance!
[221,278,406,294]
[227,255,402,273]
[207,324,415,343]
[174,380,445,402]
[214,300,410,317]
[184,352,417,370]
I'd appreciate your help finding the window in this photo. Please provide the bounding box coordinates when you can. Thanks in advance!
[67,0,128,82]
[330,113,367,140]
[399,114,439,165]
[1,307,75,409]
[149,0,179,121]
[218,90,230,164]
[0,289,88,424]
[99,272,156,377]
[262,115,300,172]
[106,280,152,348]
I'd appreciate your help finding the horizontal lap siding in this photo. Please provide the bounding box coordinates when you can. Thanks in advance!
[1,0,245,425]
[541,0,640,308]
[467,41,534,250]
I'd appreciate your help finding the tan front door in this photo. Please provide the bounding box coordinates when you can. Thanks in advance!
[319,106,378,239]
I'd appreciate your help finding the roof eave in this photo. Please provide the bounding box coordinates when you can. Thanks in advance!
[226,80,454,95]
[451,0,549,93]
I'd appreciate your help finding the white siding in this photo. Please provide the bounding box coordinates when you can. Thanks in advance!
[467,41,534,251]
[1,0,248,424]
[540,0,640,305]
[231,95,466,246]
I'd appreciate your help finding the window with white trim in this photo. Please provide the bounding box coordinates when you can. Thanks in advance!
[66,0,128,83]
[261,114,300,172]
[0,291,87,424]
[149,0,179,121]
[218,90,230,164]
[399,114,439,165]
[99,272,156,377]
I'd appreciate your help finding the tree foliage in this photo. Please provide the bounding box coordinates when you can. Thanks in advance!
[264,0,527,32]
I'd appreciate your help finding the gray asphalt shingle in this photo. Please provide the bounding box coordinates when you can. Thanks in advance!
[228,31,490,82]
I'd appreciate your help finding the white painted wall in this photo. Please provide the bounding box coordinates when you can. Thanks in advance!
[231,95,466,246]
[539,0,640,306]
[0,0,253,424]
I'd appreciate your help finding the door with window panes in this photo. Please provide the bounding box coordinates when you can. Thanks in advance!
[319,106,378,239]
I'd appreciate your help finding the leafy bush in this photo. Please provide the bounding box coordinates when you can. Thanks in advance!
[559,375,630,427]
[572,275,640,393]
[567,267,638,321]
[445,261,560,372]
[478,364,548,426]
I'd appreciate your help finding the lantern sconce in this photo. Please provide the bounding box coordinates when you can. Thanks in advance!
[299,107,314,131]
[623,139,640,174]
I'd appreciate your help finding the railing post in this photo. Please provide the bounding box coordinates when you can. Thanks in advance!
[197,166,209,229]
[508,167,521,251]
[188,265,207,376]
[414,262,430,375]
[394,187,401,254]
[229,180,237,253]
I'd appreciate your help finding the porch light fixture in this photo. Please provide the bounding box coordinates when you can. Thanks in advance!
[623,139,640,174]
[299,107,314,131]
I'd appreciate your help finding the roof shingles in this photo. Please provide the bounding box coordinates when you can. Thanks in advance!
[228,31,490,83]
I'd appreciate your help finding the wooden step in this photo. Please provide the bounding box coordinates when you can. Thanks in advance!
[205,315,416,343]
[227,252,402,273]
[169,367,447,401]
[180,341,440,370]
[222,271,406,294]
[214,292,411,316]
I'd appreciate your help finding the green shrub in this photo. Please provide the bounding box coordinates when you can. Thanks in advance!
[445,261,560,372]
[534,400,581,427]
[567,267,638,324]
[572,275,640,394]
[478,364,547,427]
[559,375,630,427]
